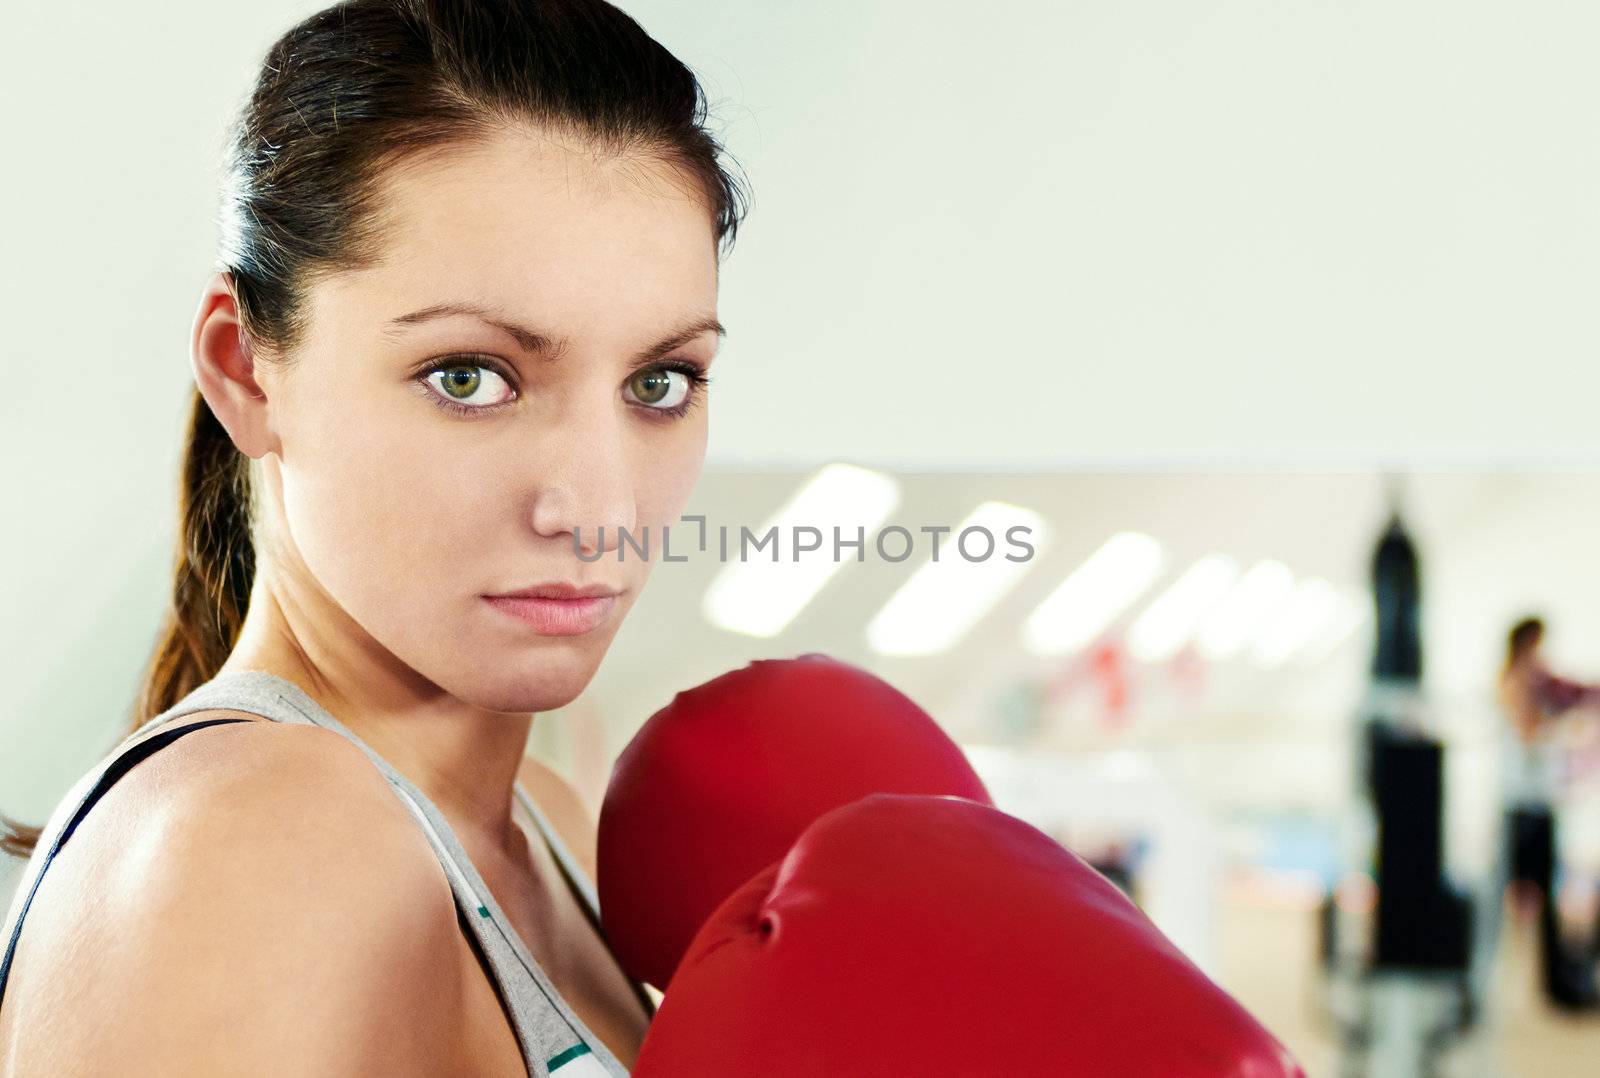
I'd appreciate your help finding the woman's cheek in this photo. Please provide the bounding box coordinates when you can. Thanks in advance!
[638,424,708,531]
[284,415,441,602]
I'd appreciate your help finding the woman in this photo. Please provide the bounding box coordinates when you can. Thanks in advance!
[0,0,748,1072]
[1495,615,1600,1009]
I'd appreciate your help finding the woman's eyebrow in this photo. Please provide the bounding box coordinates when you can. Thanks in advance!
[383,301,725,364]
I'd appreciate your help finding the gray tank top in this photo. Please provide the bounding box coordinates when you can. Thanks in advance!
[0,669,650,1077]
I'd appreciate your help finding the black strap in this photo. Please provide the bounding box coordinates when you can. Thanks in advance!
[0,717,254,1008]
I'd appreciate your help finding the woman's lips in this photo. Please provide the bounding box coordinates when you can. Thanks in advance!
[482,593,617,635]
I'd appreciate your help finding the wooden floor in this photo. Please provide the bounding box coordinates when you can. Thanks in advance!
[1217,895,1600,1076]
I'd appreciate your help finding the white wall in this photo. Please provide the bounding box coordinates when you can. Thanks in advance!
[7,0,1600,905]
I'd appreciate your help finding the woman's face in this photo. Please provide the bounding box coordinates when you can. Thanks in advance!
[251,127,721,713]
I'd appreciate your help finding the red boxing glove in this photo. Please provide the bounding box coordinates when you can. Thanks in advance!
[598,653,991,989]
[634,793,1305,1078]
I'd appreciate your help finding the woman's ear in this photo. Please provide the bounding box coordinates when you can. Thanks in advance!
[191,270,277,459]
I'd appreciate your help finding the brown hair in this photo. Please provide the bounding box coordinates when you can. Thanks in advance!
[1,0,749,860]
[1505,615,1545,671]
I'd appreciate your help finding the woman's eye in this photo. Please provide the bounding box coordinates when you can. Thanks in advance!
[422,363,515,409]
[625,367,692,411]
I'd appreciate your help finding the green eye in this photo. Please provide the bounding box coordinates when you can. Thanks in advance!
[440,366,481,399]
[626,368,690,410]
[630,370,672,405]
[421,362,515,412]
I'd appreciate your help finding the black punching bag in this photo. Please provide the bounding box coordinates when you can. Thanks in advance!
[1371,509,1422,683]
[1363,498,1471,971]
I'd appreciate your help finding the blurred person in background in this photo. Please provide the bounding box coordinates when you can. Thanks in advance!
[1496,615,1600,1010]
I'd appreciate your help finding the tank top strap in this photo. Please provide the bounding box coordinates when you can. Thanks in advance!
[511,783,658,1021]
[5,670,632,1078]
[1,676,293,999]
[0,717,253,1014]
[204,670,634,1077]
[513,784,600,918]
[125,668,328,736]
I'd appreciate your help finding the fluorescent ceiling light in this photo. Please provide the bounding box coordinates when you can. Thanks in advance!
[1022,531,1164,656]
[1197,559,1294,661]
[702,462,901,637]
[1126,553,1240,663]
[866,501,1047,657]
[1249,576,1340,668]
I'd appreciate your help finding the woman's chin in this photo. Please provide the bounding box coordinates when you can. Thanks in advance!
[455,655,603,715]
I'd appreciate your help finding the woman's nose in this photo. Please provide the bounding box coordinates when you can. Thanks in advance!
[527,410,638,558]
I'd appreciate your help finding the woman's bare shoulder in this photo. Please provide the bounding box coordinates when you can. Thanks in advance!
[0,713,469,1075]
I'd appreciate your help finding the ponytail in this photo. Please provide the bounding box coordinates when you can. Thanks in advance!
[1,387,256,860]
[1505,615,1545,672]
[133,384,258,724]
